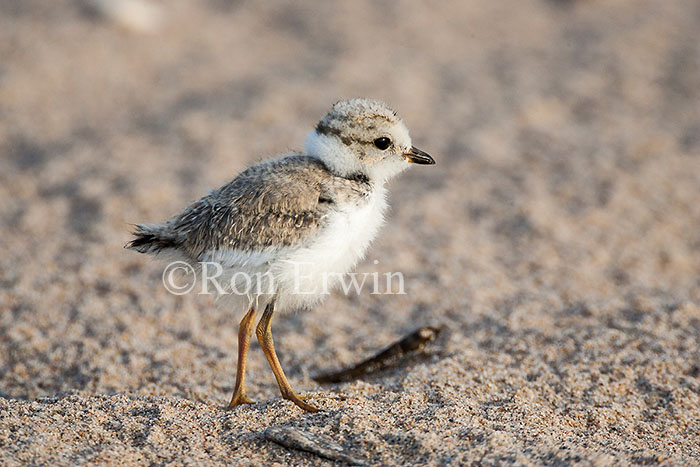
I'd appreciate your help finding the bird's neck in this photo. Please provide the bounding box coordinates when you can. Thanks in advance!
[305,130,370,179]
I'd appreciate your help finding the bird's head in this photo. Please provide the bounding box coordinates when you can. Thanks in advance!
[305,98,434,183]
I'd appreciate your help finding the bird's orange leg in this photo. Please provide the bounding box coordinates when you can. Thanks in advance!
[256,302,318,412]
[227,307,257,409]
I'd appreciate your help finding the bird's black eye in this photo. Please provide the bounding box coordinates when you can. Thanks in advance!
[373,137,392,150]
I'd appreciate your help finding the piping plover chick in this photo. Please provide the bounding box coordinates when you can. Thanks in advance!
[127,98,435,412]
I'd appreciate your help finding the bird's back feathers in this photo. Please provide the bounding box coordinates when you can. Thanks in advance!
[126,155,372,260]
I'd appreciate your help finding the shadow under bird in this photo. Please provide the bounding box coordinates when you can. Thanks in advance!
[126,98,435,412]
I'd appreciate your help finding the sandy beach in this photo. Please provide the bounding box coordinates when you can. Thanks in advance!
[1,0,699,464]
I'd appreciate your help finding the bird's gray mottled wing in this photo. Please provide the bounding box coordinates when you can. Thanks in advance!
[127,155,372,260]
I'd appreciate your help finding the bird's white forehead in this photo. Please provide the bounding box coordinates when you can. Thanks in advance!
[388,120,412,149]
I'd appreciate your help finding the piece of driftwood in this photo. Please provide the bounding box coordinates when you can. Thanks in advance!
[264,426,363,465]
[314,326,442,384]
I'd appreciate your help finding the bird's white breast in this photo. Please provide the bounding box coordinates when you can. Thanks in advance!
[272,185,388,310]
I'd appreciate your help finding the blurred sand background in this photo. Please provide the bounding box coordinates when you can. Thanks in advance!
[1,0,700,464]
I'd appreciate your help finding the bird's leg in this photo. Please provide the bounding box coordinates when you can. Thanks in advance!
[256,301,319,413]
[227,307,257,409]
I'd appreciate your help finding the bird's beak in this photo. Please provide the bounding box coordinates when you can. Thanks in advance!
[404,146,435,165]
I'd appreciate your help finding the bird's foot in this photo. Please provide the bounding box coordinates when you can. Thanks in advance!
[283,390,319,413]
[226,392,255,410]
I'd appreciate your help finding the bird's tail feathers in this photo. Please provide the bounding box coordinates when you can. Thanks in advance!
[125,223,181,254]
